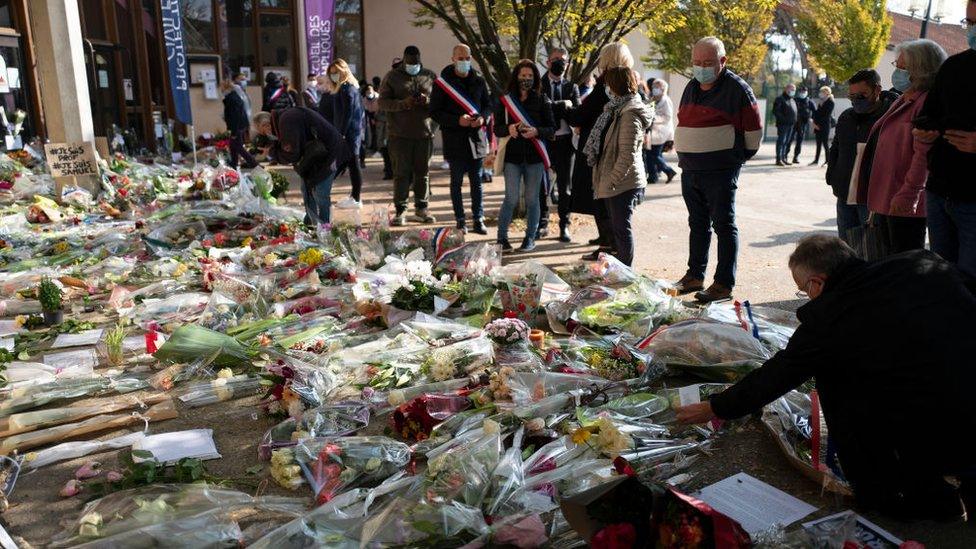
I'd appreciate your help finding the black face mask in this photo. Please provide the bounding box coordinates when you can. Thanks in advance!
[550,59,566,76]
[519,78,534,91]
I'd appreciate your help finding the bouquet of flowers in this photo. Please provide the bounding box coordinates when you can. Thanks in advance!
[291,436,411,504]
[575,338,650,382]
[423,432,502,507]
[258,401,370,460]
[639,320,771,382]
[576,278,687,339]
[391,392,472,441]
[420,336,492,382]
[651,488,750,548]
[485,316,530,346]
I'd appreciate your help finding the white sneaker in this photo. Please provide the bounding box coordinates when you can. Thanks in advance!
[336,197,362,209]
[439,161,450,170]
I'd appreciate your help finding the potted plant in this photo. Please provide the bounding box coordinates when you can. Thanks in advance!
[38,277,63,326]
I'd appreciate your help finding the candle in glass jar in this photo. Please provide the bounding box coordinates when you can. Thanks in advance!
[529,329,545,348]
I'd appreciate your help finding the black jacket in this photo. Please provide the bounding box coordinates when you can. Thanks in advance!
[493,91,555,166]
[223,90,249,133]
[825,91,898,199]
[272,107,348,183]
[541,74,581,136]
[920,49,976,202]
[794,96,815,123]
[566,79,609,215]
[710,251,976,508]
[773,93,798,127]
[813,97,835,130]
[263,83,296,112]
[429,65,493,160]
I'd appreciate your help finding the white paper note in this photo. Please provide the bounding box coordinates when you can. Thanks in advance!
[50,329,104,349]
[132,429,221,465]
[698,472,817,535]
[678,384,701,406]
[42,348,98,370]
[0,337,13,351]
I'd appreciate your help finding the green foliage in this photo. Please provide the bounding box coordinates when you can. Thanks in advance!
[38,276,62,311]
[643,0,779,81]
[795,0,892,82]
[87,452,219,499]
[391,280,437,314]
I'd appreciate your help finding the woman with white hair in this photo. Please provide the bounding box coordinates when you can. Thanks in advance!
[856,39,947,253]
[646,78,676,183]
[567,41,635,261]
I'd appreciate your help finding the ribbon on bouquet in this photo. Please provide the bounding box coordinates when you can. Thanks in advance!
[499,93,551,170]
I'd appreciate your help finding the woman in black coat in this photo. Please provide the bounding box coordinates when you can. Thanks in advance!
[222,79,256,169]
[812,86,835,165]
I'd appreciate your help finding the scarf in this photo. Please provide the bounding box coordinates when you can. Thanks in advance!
[584,93,633,167]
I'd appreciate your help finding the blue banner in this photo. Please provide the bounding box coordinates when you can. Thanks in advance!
[160,0,192,125]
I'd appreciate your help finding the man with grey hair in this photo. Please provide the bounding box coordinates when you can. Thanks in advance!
[676,235,976,521]
[672,36,763,303]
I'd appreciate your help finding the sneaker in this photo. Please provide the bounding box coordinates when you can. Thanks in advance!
[519,238,537,252]
[336,197,362,209]
[440,161,450,170]
[673,275,705,295]
[536,226,549,239]
[497,239,513,251]
[809,160,819,166]
[391,212,407,226]
[471,219,488,235]
[694,282,733,303]
[411,209,437,224]
[581,247,613,261]
[791,158,800,164]
[558,226,571,243]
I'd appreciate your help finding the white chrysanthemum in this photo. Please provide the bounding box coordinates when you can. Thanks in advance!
[430,356,457,381]
[483,418,501,435]
[595,417,633,458]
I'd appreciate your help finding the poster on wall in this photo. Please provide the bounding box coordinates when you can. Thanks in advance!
[159,0,193,125]
[124,79,134,101]
[305,0,336,77]
[203,80,218,100]
[7,68,19,90]
[0,56,9,94]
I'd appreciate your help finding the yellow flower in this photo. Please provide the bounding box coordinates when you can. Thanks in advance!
[263,253,278,266]
[216,368,234,379]
[172,262,188,277]
[242,236,253,247]
[571,428,592,445]
[14,315,27,328]
[298,248,324,267]
[52,241,70,254]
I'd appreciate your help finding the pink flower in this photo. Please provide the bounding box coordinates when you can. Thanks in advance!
[60,479,82,497]
[75,461,101,479]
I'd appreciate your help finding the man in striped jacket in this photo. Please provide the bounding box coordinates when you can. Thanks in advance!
[673,36,763,303]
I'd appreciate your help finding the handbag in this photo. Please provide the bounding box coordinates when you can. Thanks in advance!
[295,124,331,180]
[846,212,888,261]
[493,136,510,174]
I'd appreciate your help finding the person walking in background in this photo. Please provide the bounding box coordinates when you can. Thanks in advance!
[826,69,898,241]
[646,78,676,184]
[429,44,492,235]
[811,86,835,165]
[912,2,976,278]
[773,83,798,166]
[221,79,257,169]
[673,36,763,303]
[857,39,947,254]
[790,86,815,164]
[567,42,635,261]
[494,60,555,252]
[233,72,253,127]
[326,59,366,209]
[540,47,580,243]
[379,46,438,226]
[588,68,652,267]
[253,108,347,227]
[302,73,320,108]
[363,84,379,152]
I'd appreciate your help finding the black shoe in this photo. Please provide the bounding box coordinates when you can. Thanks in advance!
[648,178,660,185]
[519,238,537,252]
[558,226,571,243]
[665,170,676,183]
[581,247,612,261]
[382,174,393,180]
[456,220,467,234]
[775,160,785,166]
[792,158,800,164]
[536,226,549,239]
[550,191,559,205]
[471,219,488,235]
[497,239,513,251]
[587,237,602,246]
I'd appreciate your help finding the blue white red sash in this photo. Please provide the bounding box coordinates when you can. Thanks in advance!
[432,227,464,262]
[434,77,480,117]
[270,87,285,103]
[499,93,551,170]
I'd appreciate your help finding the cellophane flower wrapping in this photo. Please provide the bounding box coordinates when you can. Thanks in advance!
[258,401,370,460]
[291,436,411,505]
[575,278,687,339]
[642,319,772,382]
[702,301,798,352]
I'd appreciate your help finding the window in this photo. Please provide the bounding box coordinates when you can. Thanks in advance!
[180,0,216,52]
[81,0,109,40]
[0,0,13,29]
[335,0,363,78]
[259,12,293,81]
[226,0,256,75]
[258,0,290,9]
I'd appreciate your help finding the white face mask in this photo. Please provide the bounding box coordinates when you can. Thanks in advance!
[651,87,663,97]
[329,73,341,84]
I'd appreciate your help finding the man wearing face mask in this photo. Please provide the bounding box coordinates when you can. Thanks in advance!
[540,47,581,243]
[675,234,976,522]
[673,36,762,303]
[429,44,493,235]
[826,69,898,240]
[379,45,438,226]
[789,86,815,164]
[773,83,798,166]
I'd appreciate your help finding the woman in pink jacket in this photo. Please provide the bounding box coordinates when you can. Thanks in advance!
[857,39,947,253]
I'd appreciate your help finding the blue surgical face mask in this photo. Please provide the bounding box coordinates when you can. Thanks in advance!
[891,68,911,92]
[692,65,717,85]
[968,25,976,51]
[797,92,808,99]
[786,89,796,97]
[604,85,613,98]
[405,64,421,76]
[454,60,471,75]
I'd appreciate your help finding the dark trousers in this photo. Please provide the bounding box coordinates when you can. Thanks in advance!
[388,136,433,213]
[229,129,256,169]
[380,147,392,177]
[836,198,869,242]
[682,168,740,288]
[448,156,484,223]
[606,188,642,267]
[813,129,830,163]
[874,212,927,254]
[927,190,976,278]
[645,144,675,182]
[791,120,809,160]
[775,124,795,162]
[539,136,573,229]
[341,136,364,201]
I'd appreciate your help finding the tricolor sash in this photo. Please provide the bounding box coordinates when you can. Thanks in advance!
[499,93,551,170]
[434,76,480,117]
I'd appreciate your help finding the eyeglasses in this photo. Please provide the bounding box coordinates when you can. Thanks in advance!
[962,18,976,28]
[795,289,809,299]
[849,93,871,101]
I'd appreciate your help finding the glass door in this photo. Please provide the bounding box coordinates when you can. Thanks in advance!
[85,40,123,138]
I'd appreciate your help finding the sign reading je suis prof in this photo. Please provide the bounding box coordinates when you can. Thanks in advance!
[160,0,193,125]
[306,0,336,77]
[45,142,99,178]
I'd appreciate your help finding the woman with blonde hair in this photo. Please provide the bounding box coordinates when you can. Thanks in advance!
[324,59,365,208]
[811,85,835,165]
[567,41,635,260]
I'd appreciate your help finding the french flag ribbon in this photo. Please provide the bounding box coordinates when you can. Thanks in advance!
[269,87,285,103]
[432,227,464,263]
[499,93,551,170]
[434,77,479,117]
[742,300,761,341]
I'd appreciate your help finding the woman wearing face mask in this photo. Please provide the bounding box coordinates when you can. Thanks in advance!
[856,39,947,254]
[811,86,835,166]
[645,79,676,184]
[493,59,555,252]
[588,68,652,267]
[325,59,366,208]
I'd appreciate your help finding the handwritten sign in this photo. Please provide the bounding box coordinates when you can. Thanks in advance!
[45,142,99,178]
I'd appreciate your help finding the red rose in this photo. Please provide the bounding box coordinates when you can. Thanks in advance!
[504,310,518,318]
[613,456,636,477]
[592,523,636,549]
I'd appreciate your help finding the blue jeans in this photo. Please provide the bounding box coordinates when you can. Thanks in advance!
[836,199,869,241]
[682,168,740,288]
[927,191,976,278]
[606,188,643,267]
[448,157,484,223]
[645,144,675,182]
[776,124,795,162]
[300,171,335,226]
[497,162,544,242]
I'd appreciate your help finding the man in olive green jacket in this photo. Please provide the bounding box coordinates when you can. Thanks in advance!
[379,45,438,225]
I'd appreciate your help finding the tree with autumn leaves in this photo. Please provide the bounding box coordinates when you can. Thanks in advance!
[792,0,892,82]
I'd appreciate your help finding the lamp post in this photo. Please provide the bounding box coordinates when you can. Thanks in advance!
[919,0,934,38]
